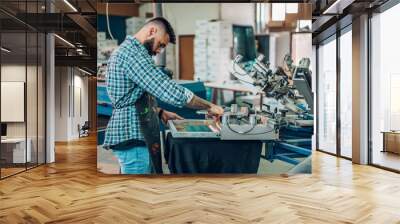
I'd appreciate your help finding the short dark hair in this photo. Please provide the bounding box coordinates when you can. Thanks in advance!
[146,17,176,44]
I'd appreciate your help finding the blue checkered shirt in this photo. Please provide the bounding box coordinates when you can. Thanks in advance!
[103,36,194,148]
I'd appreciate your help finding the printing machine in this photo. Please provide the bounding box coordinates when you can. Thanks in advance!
[219,53,313,139]
[227,55,313,172]
[169,53,314,172]
[226,53,314,172]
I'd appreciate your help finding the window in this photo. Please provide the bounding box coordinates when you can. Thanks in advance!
[339,28,352,158]
[317,37,337,154]
[370,3,400,171]
[0,1,47,179]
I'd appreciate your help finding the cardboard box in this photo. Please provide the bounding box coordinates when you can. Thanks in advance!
[196,20,209,27]
[195,32,208,40]
[194,38,207,47]
[126,17,146,27]
[207,48,231,61]
[195,20,209,37]
[207,35,233,48]
[126,29,141,36]
[126,24,143,29]
[195,65,208,72]
[98,39,118,49]
[97,32,106,41]
[126,24,145,35]
[207,21,232,34]
[126,22,145,29]
[194,47,207,55]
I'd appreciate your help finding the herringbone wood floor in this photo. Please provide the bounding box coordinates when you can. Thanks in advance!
[1,135,400,224]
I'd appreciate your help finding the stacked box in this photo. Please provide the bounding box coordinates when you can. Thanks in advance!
[207,21,233,48]
[206,21,233,82]
[166,45,176,78]
[97,39,119,62]
[207,47,232,82]
[194,20,234,82]
[97,32,106,41]
[195,20,209,37]
[125,17,146,36]
[194,20,210,81]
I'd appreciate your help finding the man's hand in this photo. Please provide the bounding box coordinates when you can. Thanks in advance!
[206,104,224,123]
[160,110,183,123]
[185,95,224,122]
[208,104,224,116]
[187,95,224,115]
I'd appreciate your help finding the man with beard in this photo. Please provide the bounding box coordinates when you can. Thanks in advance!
[104,17,224,174]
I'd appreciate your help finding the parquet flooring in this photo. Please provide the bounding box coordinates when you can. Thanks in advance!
[1,135,400,223]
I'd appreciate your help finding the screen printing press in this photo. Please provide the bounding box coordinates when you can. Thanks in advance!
[166,53,314,174]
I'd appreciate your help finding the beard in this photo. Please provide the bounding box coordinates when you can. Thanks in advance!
[143,38,157,56]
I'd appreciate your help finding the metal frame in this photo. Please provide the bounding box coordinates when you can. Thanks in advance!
[336,26,341,157]
[315,32,337,156]
[0,16,2,179]
[167,119,219,139]
[315,19,353,161]
[367,11,373,166]
[316,0,400,171]
[367,0,400,172]
[0,0,47,180]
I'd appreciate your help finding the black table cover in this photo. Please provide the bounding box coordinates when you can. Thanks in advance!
[164,133,262,174]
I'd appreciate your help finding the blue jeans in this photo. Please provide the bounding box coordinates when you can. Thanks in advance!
[112,146,151,174]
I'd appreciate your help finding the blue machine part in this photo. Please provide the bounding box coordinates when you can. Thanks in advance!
[157,81,207,120]
[264,125,313,165]
[97,128,106,146]
[97,83,113,117]
[287,155,312,174]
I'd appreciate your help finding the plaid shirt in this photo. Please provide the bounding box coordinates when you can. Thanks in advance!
[103,36,194,148]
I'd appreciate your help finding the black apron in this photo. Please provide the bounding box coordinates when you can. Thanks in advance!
[135,92,163,174]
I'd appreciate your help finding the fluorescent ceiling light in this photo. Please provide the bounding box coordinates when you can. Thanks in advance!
[78,67,92,76]
[54,34,75,48]
[1,47,11,53]
[286,3,298,14]
[272,3,286,21]
[63,0,78,12]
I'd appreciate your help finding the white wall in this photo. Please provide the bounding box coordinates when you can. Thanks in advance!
[163,3,220,35]
[165,3,219,77]
[139,3,220,77]
[54,67,89,141]
[221,3,255,27]
[55,67,68,141]
[139,3,152,18]
[138,3,258,79]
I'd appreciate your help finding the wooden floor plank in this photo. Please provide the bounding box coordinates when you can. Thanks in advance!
[0,135,399,223]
